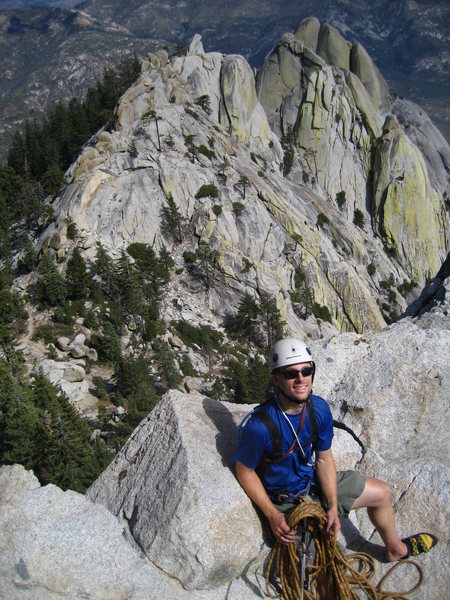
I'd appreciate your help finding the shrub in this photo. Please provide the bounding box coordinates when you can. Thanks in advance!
[388,289,397,303]
[128,141,138,158]
[380,274,395,290]
[367,262,376,276]
[302,170,310,183]
[312,303,332,323]
[197,144,215,159]
[65,216,77,240]
[195,184,218,199]
[232,202,245,217]
[185,107,200,121]
[212,204,222,216]
[182,250,197,263]
[385,244,398,258]
[336,191,346,209]
[398,279,417,298]
[194,94,212,115]
[241,257,252,273]
[283,146,294,176]
[353,208,365,228]
[317,213,329,228]
[180,354,195,376]
[174,321,224,354]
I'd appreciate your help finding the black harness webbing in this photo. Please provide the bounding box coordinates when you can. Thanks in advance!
[252,398,318,462]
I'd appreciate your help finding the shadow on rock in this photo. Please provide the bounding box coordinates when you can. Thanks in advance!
[202,397,239,467]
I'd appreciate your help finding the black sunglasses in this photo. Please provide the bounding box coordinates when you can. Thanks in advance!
[279,366,314,380]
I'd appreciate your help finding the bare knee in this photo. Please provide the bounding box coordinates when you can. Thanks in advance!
[352,477,393,510]
[368,477,392,506]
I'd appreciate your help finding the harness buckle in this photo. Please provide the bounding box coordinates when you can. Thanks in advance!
[275,493,291,504]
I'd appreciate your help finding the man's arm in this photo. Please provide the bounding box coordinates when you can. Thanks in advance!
[235,461,296,545]
[315,448,340,535]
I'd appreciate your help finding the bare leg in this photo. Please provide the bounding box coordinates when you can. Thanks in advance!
[351,477,408,561]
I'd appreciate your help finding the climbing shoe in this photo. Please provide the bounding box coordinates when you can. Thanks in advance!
[401,533,438,558]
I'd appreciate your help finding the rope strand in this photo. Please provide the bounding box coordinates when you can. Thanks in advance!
[265,500,424,600]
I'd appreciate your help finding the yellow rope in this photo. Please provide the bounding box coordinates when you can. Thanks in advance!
[265,500,424,600]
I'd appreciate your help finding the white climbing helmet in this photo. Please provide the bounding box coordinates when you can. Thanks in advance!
[269,337,314,372]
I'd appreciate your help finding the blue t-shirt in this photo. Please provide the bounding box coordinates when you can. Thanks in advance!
[231,395,333,499]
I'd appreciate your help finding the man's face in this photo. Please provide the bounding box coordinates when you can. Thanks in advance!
[272,362,313,403]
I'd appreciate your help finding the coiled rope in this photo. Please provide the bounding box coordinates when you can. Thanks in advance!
[265,500,424,600]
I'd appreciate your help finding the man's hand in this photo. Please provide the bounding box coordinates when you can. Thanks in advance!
[324,505,341,537]
[267,509,297,545]
[235,462,297,546]
[315,449,340,537]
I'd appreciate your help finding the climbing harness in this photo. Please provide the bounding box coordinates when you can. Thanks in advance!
[265,499,424,600]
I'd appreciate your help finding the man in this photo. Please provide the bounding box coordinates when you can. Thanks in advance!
[231,338,437,589]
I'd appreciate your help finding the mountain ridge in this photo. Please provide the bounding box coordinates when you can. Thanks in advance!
[0,0,448,152]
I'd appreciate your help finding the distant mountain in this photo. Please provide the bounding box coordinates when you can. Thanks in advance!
[0,0,449,154]
[0,1,81,7]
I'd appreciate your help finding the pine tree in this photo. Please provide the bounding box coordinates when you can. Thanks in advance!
[66,247,90,300]
[152,339,182,389]
[235,175,250,199]
[161,194,185,243]
[30,372,112,492]
[259,292,285,351]
[98,320,122,364]
[227,356,270,404]
[0,365,111,492]
[195,242,217,291]
[34,254,67,306]
[115,251,143,315]
[115,355,158,427]
[94,243,119,300]
[233,293,259,341]
[159,244,174,272]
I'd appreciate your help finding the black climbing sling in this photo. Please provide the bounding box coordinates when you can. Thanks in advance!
[251,397,319,463]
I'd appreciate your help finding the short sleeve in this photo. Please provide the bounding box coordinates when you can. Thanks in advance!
[313,397,334,452]
[230,415,271,469]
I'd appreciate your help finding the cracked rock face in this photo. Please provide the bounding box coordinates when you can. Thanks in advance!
[41,23,449,341]
[86,267,449,594]
[2,267,449,597]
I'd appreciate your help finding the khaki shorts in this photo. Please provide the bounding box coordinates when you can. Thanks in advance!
[274,470,366,566]
[276,470,366,516]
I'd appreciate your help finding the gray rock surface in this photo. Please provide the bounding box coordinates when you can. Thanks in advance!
[316,22,352,70]
[36,23,448,355]
[0,464,267,600]
[86,273,449,596]
[2,267,449,597]
[87,392,265,590]
[392,97,450,199]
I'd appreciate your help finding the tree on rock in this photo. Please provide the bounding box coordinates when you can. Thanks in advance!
[235,175,250,199]
[161,194,185,243]
[66,247,90,300]
[34,254,67,307]
[259,292,285,351]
